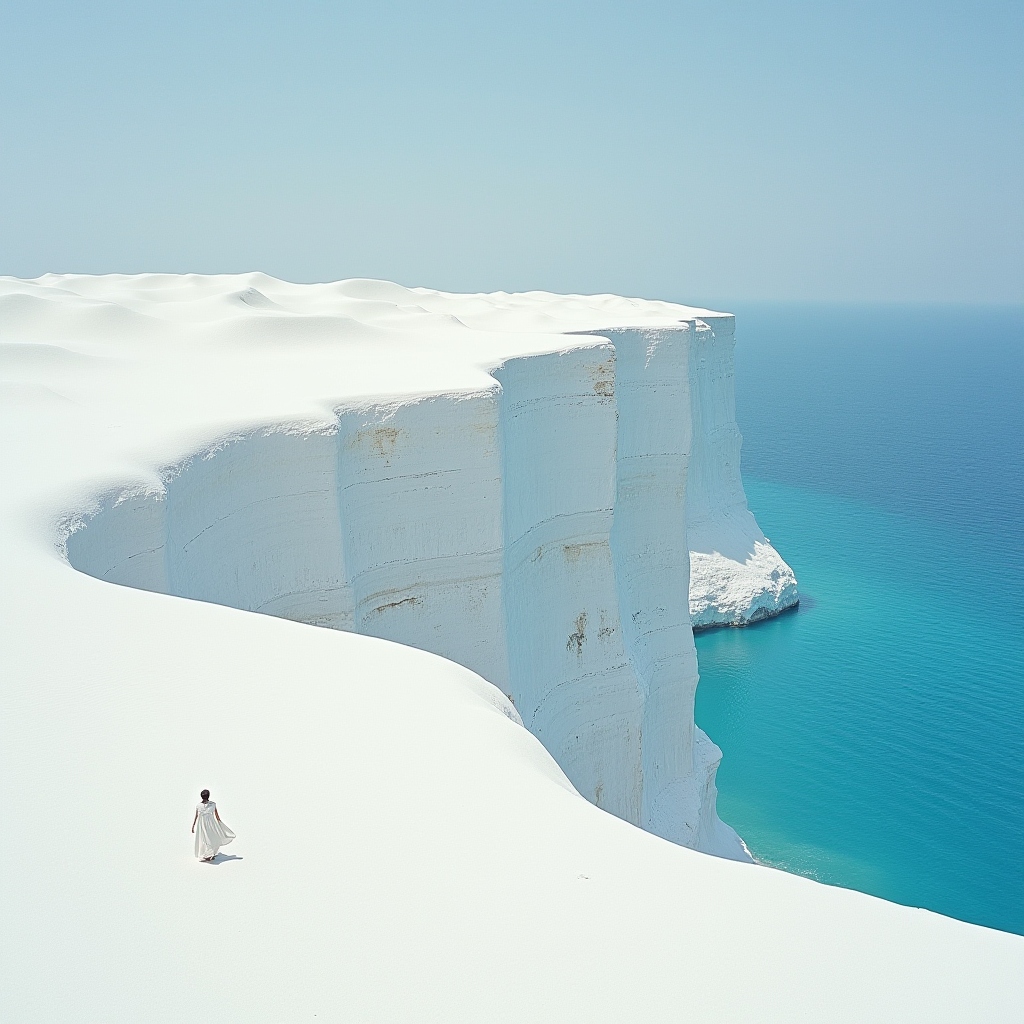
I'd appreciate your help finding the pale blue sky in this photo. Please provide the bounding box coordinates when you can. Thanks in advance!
[1,1,1021,301]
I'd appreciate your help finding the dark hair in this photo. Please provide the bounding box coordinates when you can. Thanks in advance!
[200,789,210,802]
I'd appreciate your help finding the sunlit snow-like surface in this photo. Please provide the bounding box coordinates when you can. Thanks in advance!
[1,276,1020,1023]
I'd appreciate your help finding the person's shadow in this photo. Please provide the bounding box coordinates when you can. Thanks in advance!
[210,854,243,864]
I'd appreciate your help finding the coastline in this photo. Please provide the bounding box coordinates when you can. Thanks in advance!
[2,276,1020,1020]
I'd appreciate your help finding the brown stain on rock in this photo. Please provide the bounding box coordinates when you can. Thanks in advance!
[563,540,602,564]
[566,611,587,655]
[348,425,403,461]
[590,360,615,399]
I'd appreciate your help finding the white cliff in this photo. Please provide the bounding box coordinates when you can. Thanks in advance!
[61,281,756,858]
[681,313,799,627]
[408,289,799,629]
[2,273,1019,1023]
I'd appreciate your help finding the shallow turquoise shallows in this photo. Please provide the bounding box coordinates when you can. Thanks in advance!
[692,303,1024,936]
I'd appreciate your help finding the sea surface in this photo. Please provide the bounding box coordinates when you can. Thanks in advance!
[691,302,1024,935]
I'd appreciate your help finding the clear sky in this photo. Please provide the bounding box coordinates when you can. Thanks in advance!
[1,1,1021,301]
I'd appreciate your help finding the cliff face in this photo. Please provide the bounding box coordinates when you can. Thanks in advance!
[62,279,793,859]
[684,315,799,627]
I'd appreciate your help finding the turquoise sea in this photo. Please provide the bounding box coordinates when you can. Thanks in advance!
[692,303,1024,935]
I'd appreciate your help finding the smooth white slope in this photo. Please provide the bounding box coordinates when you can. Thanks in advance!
[1,273,1020,1023]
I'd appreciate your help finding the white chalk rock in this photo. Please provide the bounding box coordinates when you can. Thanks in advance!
[682,315,799,627]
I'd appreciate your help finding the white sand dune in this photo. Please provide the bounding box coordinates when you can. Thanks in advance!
[1,273,1020,1022]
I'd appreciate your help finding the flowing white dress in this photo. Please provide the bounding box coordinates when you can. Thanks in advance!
[194,801,235,860]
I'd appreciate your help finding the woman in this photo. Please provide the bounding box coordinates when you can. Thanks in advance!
[191,789,235,862]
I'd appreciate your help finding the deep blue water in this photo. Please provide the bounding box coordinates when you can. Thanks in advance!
[691,303,1024,935]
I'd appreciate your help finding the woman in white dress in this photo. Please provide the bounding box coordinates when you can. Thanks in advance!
[191,789,235,862]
